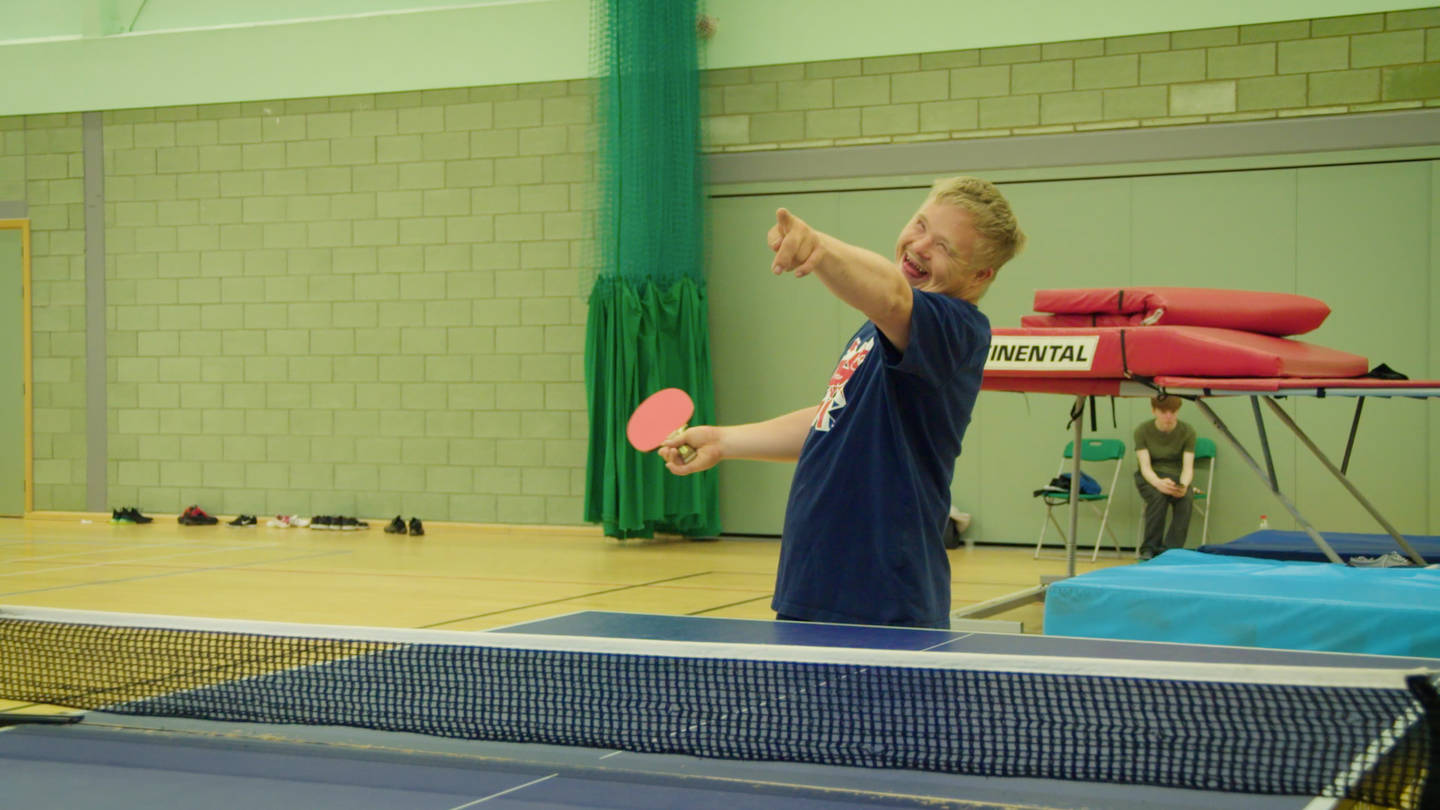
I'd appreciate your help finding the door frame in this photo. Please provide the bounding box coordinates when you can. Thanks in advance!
[0,218,32,514]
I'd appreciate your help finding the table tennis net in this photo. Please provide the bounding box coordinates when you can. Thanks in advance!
[2,606,1436,810]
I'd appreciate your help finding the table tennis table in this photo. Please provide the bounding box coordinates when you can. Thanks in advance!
[3,610,1435,810]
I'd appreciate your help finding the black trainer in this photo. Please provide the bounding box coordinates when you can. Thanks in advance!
[127,507,153,524]
[384,516,406,534]
[227,514,256,527]
[408,517,424,537]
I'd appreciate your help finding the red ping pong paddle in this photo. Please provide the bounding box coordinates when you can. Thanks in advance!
[627,388,696,463]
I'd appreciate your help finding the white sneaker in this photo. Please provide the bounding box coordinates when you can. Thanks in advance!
[948,506,971,534]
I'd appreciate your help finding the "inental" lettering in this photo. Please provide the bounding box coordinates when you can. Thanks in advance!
[987,343,1091,364]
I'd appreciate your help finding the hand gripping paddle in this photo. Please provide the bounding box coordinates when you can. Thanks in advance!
[626,388,696,463]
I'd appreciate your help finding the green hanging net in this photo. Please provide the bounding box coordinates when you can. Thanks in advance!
[584,0,720,538]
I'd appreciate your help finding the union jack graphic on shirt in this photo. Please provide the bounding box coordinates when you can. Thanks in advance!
[813,336,874,431]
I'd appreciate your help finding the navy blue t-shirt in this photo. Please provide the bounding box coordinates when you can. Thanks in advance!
[772,290,989,628]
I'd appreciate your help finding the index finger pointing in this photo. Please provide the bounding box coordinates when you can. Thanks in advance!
[772,230,803,274]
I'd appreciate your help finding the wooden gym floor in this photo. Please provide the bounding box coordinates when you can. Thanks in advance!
[0,512,1130,631]
[0,512,1132,715]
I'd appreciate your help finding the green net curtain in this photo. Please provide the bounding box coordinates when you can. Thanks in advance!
[584,0,720,538]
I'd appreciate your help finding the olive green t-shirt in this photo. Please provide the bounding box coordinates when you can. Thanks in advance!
[1133,419,1196,480]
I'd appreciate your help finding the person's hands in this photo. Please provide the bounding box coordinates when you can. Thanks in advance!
[660,425,723,475]
[768,208,825,278]
[1156,477,1187,498]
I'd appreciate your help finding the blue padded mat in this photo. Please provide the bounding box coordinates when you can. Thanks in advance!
[1044,550,1440,658]
[1197,530,1440,563]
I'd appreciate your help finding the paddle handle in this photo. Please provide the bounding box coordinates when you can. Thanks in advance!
[667,425,696,463]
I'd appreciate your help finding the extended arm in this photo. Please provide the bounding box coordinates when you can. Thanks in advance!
[768,209,915,350]
[659,406,817,476]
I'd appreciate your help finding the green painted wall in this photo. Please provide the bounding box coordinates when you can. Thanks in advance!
[0,229,22,516]
[707,158,1437,543]
[702,9,1440,150]
[0,2,592,117]
[4,5,1437,528]
[701,0,1435,71]
[1433,162,1440,533]
[19,113,88,511]
[1,1,1433,116]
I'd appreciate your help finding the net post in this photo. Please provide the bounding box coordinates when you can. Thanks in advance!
[1404,674,1439,810]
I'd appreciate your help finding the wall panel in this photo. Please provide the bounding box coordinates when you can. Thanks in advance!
[705,157,1438,543]
[1291,162,1432,534]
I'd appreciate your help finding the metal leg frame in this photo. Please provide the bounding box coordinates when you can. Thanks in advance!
[1088,501,1124,562]
[1250,396,1279,491]
[1259,398,1426,566]
[1034,499,1125,563]
[1066,395,1082,579]
[1191,398,1346,565]
[955,390,1425,624]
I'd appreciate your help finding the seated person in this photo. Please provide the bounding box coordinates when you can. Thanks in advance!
[1133,395,1196,560]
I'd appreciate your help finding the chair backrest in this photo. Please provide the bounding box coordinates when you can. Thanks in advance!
[1063,438,1126,462]
[1194,437,1217,459]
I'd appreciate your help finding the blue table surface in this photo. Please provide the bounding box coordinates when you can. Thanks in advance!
[493,609,1440,668]
[5,610,1433,810]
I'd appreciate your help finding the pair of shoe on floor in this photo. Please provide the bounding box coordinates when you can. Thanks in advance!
[228,514,258,527]
[385,516,424,536]
[264,515,366,529]
[111,507,153,524]
[309,516,369,530]
[178,505,218,526]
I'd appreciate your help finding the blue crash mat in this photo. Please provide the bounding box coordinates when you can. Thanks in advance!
[1197,529,1440,563]
[1044,550,1440,658]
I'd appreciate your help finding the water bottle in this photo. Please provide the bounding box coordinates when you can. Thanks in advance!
[1258,515,1269,530]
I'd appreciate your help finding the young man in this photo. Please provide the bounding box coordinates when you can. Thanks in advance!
[659,177,1025,628]
[1133,395,1197,560]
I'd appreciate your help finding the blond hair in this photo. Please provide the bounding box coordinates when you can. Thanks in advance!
[929,176,1026,272]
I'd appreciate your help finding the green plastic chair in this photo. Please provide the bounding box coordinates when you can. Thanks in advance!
[1192,437,1217,543]
[1034,438,1127,561]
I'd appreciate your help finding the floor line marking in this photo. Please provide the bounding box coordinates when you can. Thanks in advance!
[2,541,245,563]
[446,773,558,808]
[687,594,773,615]
[0,551,350,597]
[0,545,288,578]
[419,572,719,628]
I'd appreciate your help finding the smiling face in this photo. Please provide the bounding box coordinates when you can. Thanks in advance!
[893,200,994,302]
